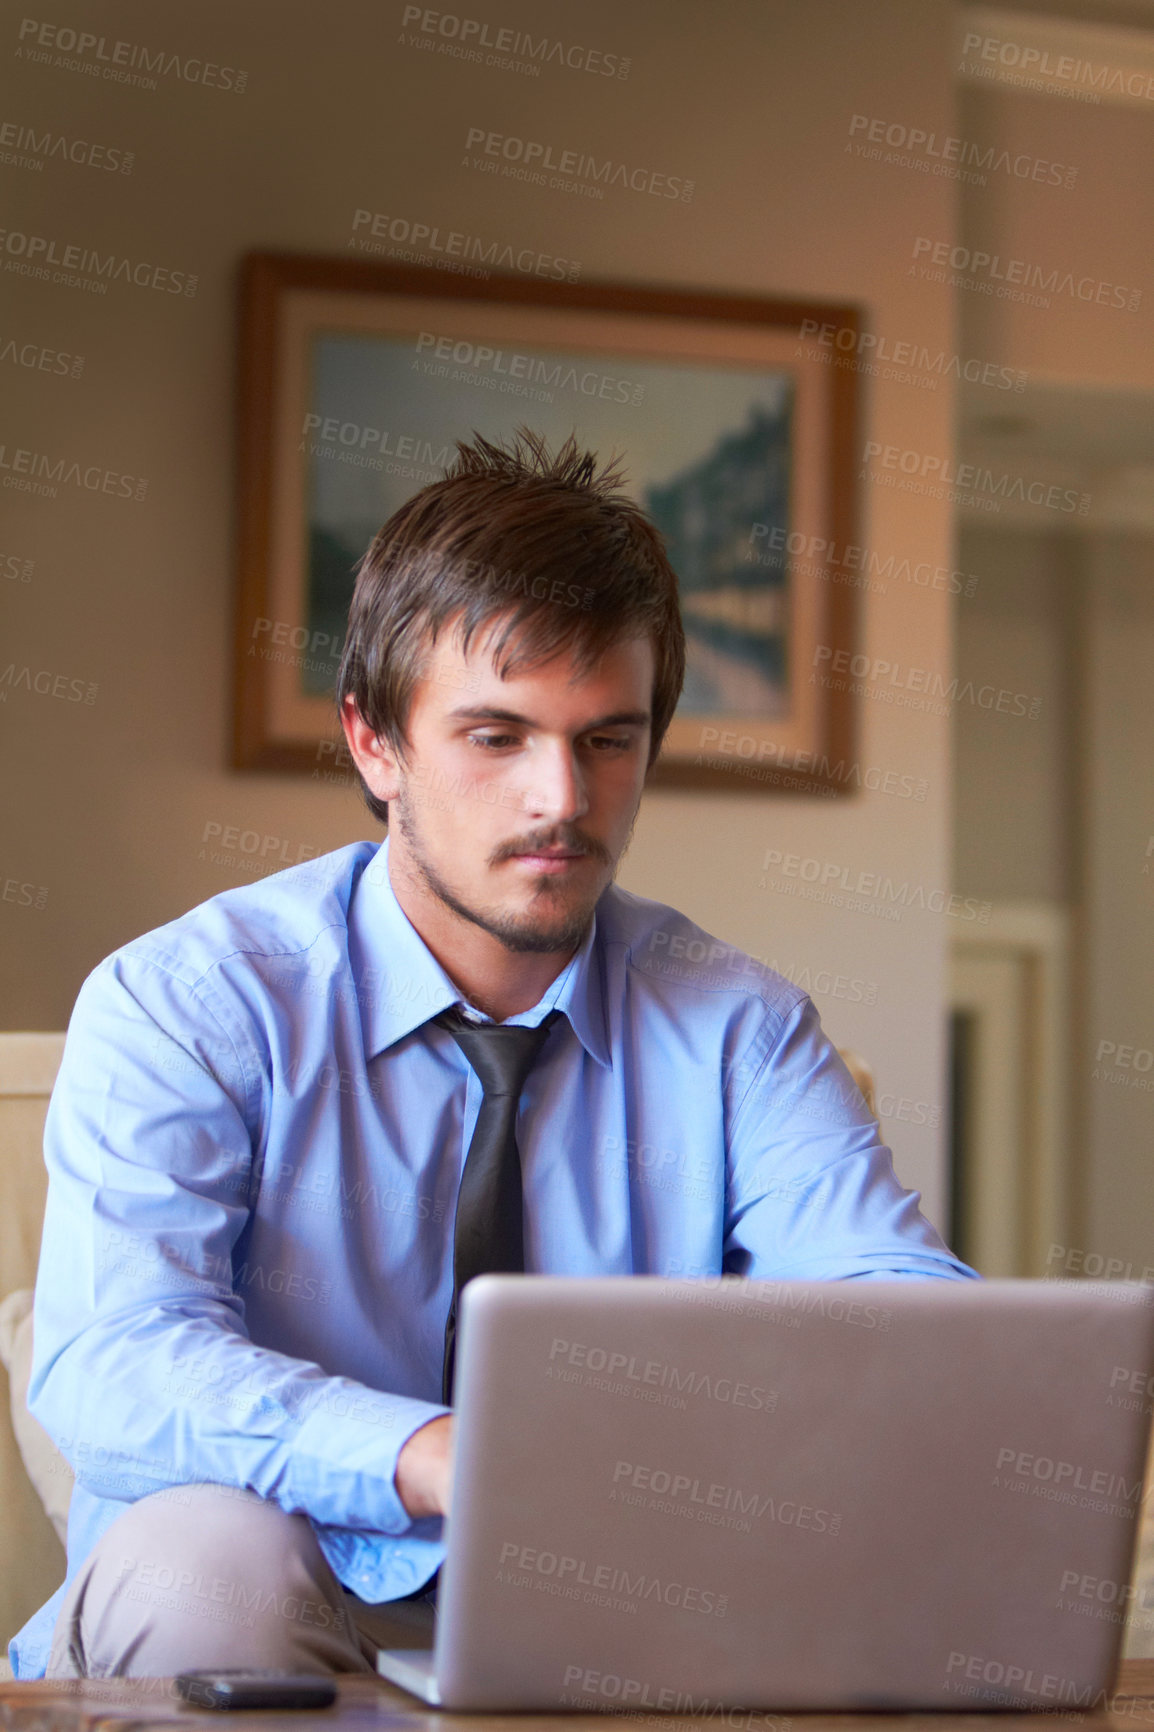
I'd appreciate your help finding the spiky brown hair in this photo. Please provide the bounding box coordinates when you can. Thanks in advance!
[337,427,686,823]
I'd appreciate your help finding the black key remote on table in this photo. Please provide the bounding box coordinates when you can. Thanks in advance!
[174,1670,338,1710]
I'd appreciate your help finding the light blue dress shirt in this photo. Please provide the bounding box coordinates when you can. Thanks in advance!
[11,837,974,1674]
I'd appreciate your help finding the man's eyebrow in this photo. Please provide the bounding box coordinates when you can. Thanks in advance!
[444,705,651,728]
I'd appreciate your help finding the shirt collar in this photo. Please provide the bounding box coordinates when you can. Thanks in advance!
[348,836,612,1069]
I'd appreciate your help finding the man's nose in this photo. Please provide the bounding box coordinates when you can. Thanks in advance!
[521,743,589,822]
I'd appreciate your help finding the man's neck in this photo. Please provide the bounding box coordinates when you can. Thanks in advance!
[386,847,580,1022]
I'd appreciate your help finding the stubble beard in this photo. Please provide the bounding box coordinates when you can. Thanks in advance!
[390,787,621,955]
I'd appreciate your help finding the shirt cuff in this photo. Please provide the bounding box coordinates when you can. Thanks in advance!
[290,1384,450,1535]
[316,1520,447,1604]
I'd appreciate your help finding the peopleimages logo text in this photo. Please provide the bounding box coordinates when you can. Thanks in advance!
[0,442,147,500]
[798,318,1026,392]
[995,1447,1141,1503]
[0,119,133,173]
[945,1650,1113,1710]
[848,114,1077,187]
[760,848,991,925]
[611,1460,841,1536]
[401,7,630,77]
[464,128,693,199]
[960,29,1154,103]
[498,1543,728,1617]
[349,209,579,281]
[812,646,1040,719]
[547,1338,777,1412]
[15,18,247,90]
[0,227,195,294]
[862,441,1088,514]
[911,237,1141,310]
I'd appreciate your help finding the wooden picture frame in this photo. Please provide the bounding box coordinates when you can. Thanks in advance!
[234,252,860,793]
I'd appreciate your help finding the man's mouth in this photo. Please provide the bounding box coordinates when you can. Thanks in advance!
[508,848,590,873]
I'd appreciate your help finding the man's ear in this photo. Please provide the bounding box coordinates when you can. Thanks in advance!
[339,694,404,803]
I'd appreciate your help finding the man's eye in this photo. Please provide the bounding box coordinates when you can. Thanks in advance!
[588,735,632,752]
[470,732,519,749]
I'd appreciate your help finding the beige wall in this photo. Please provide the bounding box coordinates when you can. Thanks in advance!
[2,0,963,1220]
[953,525,1077,904]
[961,73,1154,387]
[954,52,1154,1265]
[953,520,1154,1264]
[1078,533,1154,1265]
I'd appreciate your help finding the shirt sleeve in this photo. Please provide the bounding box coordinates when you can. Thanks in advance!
[723,995,978,1281]
[28,950,449,1543]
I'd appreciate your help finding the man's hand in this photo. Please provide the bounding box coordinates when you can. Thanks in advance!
[394,1413,454,1518]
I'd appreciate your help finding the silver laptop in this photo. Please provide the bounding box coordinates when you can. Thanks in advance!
[377,1275,1154,1711]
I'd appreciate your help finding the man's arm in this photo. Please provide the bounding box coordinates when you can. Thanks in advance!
[723,996,977,1281]
[29,951,452,1533]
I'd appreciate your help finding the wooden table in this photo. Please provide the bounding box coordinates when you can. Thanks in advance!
[3,1662,1154,1732]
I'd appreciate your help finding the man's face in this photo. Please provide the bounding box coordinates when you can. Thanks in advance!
[343,620,655,955]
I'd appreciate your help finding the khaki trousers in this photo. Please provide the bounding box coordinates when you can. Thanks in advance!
[44,1483,436,1679]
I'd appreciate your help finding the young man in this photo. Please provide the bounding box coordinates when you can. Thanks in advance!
[13,431,973,1681]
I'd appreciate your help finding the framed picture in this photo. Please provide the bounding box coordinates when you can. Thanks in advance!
[234,253,860,793]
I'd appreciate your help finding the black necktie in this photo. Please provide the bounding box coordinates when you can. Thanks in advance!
[434,1006,562,1403]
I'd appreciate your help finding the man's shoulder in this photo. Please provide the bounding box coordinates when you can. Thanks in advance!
[100,842,379,992]
[599,881,806,1020]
